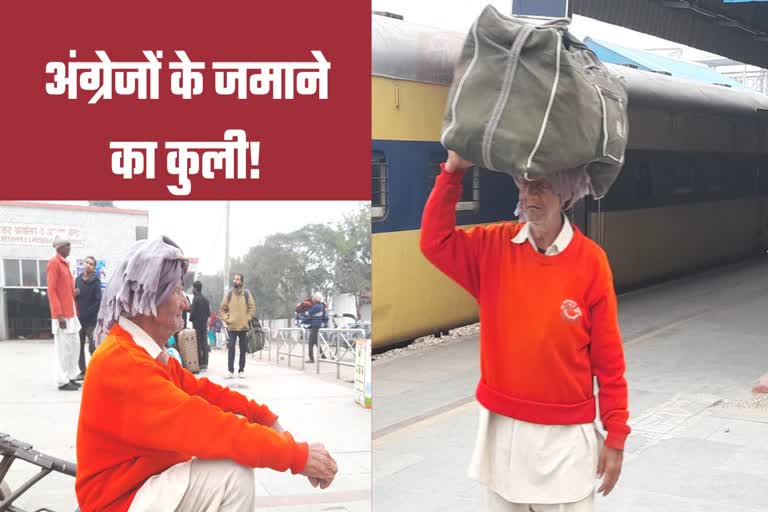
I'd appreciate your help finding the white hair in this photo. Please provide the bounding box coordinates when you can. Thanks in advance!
[313,292,324,303]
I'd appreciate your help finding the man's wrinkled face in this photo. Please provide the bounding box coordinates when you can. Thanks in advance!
[156,282,190,334]
[514,176,561,223]
[84,257,96,274]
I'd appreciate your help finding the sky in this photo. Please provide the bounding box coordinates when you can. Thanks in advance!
[371,1,749,66]
[32,200,366,275]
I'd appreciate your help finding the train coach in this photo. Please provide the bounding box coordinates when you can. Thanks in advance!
[371,14,768,351]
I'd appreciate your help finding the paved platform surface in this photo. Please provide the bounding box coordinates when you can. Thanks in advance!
[0,343,370,511]
[373,258,768,512]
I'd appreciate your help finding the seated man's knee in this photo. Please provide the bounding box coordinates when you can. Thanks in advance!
[193,459,253,484]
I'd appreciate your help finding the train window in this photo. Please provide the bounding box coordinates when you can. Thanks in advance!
[704,161,724,195]
[457,167,480,212]
[634,165,653,201]
[371,151,387,220]
[428,153,480,213]
[671,167,694,196]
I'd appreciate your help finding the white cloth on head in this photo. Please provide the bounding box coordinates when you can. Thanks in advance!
[515,168,591,221]
[95,238,188,347]
[128,459,255,512]
[52,235,70,248]
[52,300,81,387]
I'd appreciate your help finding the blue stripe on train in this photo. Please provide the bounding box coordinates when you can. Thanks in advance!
[371,139,519,234]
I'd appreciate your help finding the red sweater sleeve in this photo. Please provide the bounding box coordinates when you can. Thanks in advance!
[589,254,631,450]
[420,165,486,299]
[172,361,279,427]
[103,358,308,474]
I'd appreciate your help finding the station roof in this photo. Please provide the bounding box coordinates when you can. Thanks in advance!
[575,0,768,70]
[585,37,749,90]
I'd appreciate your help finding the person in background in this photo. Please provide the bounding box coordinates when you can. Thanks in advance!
[47,236,81,391]
[303,293,327,364]
[220,273,256,379]
[74,255,102,378]
[189,280,211,372]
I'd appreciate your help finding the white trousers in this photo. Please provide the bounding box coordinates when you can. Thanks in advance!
[53,329,80,387]
[129,459,255,512]
[488,490,594,512]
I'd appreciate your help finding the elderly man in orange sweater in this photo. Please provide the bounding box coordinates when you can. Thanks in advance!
[76,236,337,512]
[420,151,630,512]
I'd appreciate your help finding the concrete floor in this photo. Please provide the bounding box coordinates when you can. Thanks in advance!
[373,258,768,512]
[0,344,370,512]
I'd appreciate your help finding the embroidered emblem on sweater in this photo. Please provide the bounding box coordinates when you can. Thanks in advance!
[560,299,582,321]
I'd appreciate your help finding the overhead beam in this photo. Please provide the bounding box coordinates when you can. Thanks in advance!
[574,0,768,69]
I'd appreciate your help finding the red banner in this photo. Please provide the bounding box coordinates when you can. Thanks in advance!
[0,1,371,200]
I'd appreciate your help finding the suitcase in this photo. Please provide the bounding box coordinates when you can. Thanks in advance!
[176,328,199,373]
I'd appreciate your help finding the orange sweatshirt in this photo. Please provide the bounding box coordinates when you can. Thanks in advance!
[75,324,308,511]
[420,166,630,450]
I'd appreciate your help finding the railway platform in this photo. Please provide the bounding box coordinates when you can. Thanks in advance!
[373,256,768,512]
[0,346,371,512]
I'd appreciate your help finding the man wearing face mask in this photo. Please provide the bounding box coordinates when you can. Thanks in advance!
[220,273,256,379]
[420,151,630,512]
[76,237,337,512]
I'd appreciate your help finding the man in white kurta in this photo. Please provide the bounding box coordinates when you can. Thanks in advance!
[46,236,81,391]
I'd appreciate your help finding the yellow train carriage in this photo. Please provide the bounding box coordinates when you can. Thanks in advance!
[372,14,768,350]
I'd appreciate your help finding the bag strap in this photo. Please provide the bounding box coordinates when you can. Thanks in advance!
[481,23,536,170]
[227,288,251,306]
[524,29,563,172]
[592,85,625,165]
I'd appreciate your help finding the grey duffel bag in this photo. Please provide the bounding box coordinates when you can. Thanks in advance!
[441,5,628,198]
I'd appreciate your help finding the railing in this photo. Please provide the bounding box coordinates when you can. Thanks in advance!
[315,328,365,379]
[273,327,365,380]
[7,319,51,340]
[255,328,272,361]
[275,327,308,370]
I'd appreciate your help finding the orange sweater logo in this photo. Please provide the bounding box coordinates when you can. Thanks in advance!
[560,299,582,321]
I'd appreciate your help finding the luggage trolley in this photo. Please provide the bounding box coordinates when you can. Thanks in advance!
[0,432,79,512]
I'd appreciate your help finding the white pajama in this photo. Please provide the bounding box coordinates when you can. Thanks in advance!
[52,311,80,387]
[128,459,256,512]
[469,407,602,511]
[487,489,594,512]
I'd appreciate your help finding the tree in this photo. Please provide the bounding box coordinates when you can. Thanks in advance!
[196,273,224,312]
[201,202,371,321]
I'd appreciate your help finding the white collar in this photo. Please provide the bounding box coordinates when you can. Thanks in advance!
[512,214,573,256]
[119,316,165,362]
